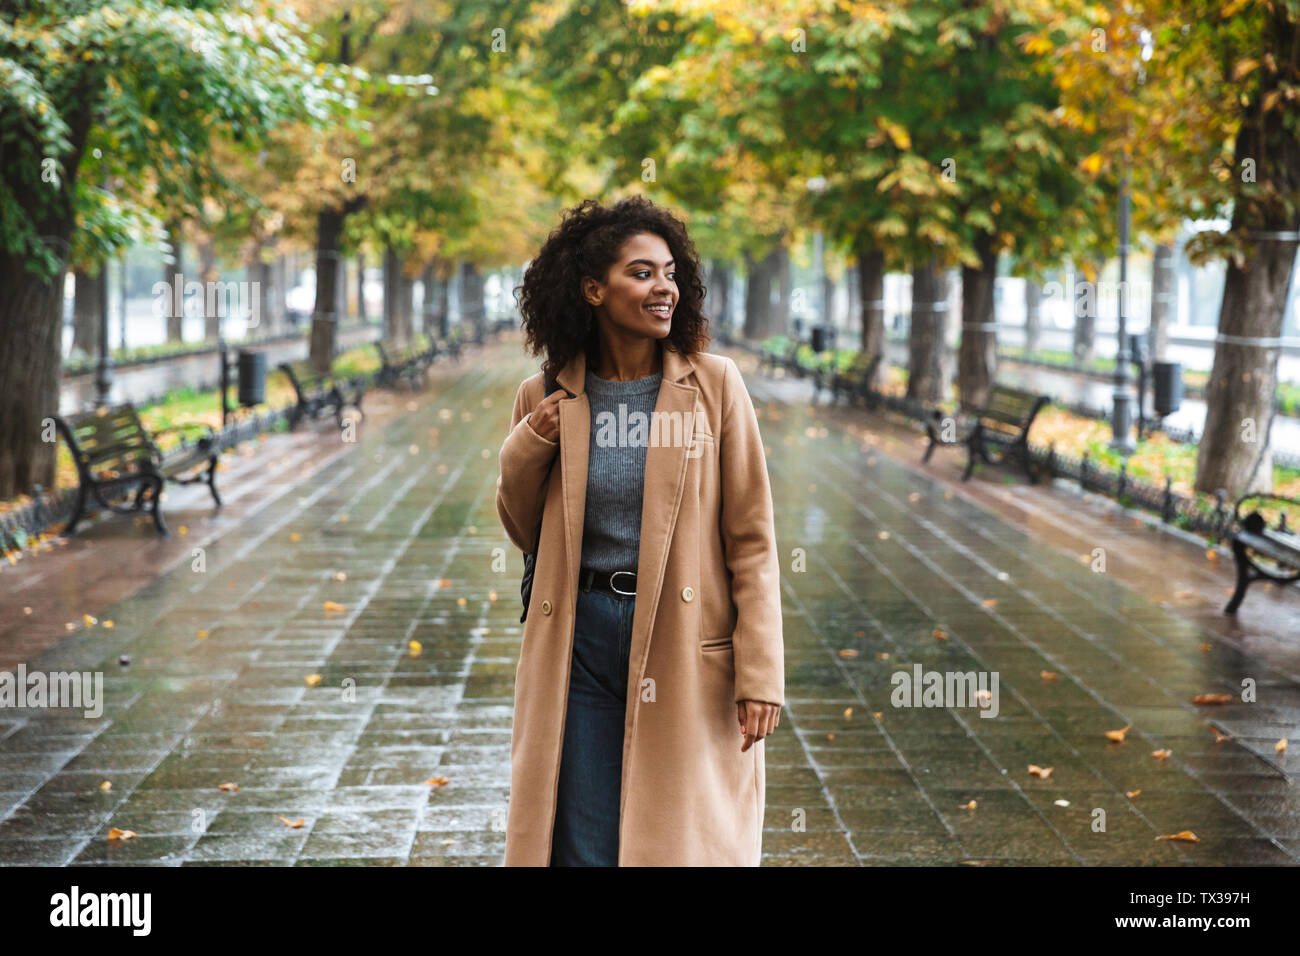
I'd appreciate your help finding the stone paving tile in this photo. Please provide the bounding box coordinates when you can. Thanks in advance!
[1,340,1298,866]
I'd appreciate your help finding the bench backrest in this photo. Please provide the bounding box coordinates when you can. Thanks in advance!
[843,351,880,376]
[58,404,157,477]
[281,360,328,392]
[978,386,1047,439]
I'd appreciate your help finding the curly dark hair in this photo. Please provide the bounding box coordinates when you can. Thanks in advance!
[514,196,710,381]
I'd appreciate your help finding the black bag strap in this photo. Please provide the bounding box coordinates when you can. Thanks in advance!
[530,369,566,552]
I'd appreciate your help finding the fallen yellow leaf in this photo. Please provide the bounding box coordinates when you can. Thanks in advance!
[1152,749,1172,760]
[981,598,998,609]
[305,674,322,687]
[323,601,346,613]
[1041,670,1059,682]
[932,628,948,640]
[1277,739,1288,753]
[1156,831,1199,843]
[959,800,977,810]
[218,782,239,792]
[1126,789,1141,798]
[1192,693,1233,705]
[99,780,112,791]
[106,828,137,841]
[1104,723,1133,743]
[277,816,305,829]
[1028,764,1053,779]
[838,648,860,658]
[409,640,423,656]
[425,777,449,788]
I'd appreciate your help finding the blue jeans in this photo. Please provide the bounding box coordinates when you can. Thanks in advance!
[550,584,636,867]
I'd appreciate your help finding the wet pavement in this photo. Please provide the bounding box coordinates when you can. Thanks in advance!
[2,335,1298,866]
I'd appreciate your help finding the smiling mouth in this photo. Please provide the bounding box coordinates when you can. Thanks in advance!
[644,304,673,317]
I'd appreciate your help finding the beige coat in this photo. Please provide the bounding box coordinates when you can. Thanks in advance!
[495,344,785,866]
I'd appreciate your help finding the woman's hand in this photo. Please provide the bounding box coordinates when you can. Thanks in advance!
[737,700,781,752]
[526,390,564,443]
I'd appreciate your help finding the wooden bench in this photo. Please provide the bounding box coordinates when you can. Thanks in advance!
[818,351,882,406]
[375,335,437,390]
[1225,494,1300,613]
[55,403,221,537]
[923,384,1048,483]
[278,360,366,430]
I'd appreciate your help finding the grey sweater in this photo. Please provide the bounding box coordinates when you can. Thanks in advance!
[580,368,663,573]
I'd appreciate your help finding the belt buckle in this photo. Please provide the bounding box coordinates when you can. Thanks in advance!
[609,570,637,596]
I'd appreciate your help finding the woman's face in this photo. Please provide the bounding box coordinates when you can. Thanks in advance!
[583,232,677,340]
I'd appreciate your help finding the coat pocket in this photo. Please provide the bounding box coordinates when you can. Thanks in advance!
[700,637,733,653]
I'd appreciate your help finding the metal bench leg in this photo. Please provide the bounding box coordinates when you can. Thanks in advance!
[148,478,170,537]
[922,432,939,463]
[206,455,223,507]
[1019,442,1037,484]
[962,428,982,482]
[1224,541,1254,614]
[63,485,88,537]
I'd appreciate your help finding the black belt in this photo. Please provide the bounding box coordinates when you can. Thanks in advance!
[579,567,637,597]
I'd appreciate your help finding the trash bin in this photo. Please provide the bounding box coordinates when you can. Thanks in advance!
[237,349,267,407]
[811,325,830,353]
[1153,361,1183,417]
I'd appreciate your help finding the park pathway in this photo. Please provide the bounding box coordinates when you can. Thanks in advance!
[1,335,1297,866]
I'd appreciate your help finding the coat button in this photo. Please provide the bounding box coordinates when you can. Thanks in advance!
[541,600,552,615]
[681,586,694,602]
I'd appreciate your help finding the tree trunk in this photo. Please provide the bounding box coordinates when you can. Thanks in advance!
[855,237,886,388]
[775,242,792,335]
[420,265,435,336]
[1072,258,1099,367]
[383,245,400,341]
[398,267,415,342]
[310,207,345,371]
[1149,241,1174,361]
[1194,242,1293,496]
[1024,274,1043,355]
[0,253,67,498]
[907,257,949,403]
[356,253,367,323]
[743,245,780,339]
[460,261,485,337]
[958,232,998,412]
[198,234,219,341]
[436,260,451,337]
[164,221,184,343]
[337,249,349,325]
[710,260,731,332]
[72,267,103,357]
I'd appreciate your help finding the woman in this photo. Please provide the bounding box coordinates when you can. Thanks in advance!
[496,196,784,866]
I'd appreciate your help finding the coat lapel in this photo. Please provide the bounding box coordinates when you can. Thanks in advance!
[553,345,699,643]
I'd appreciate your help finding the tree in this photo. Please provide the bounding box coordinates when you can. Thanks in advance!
[1030,0,1300,494]
[0,0,343,499]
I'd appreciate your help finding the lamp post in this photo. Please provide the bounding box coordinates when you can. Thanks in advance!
[1110,167,1136,453]
[94,266,113,408]
[1109,29,1152,455]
